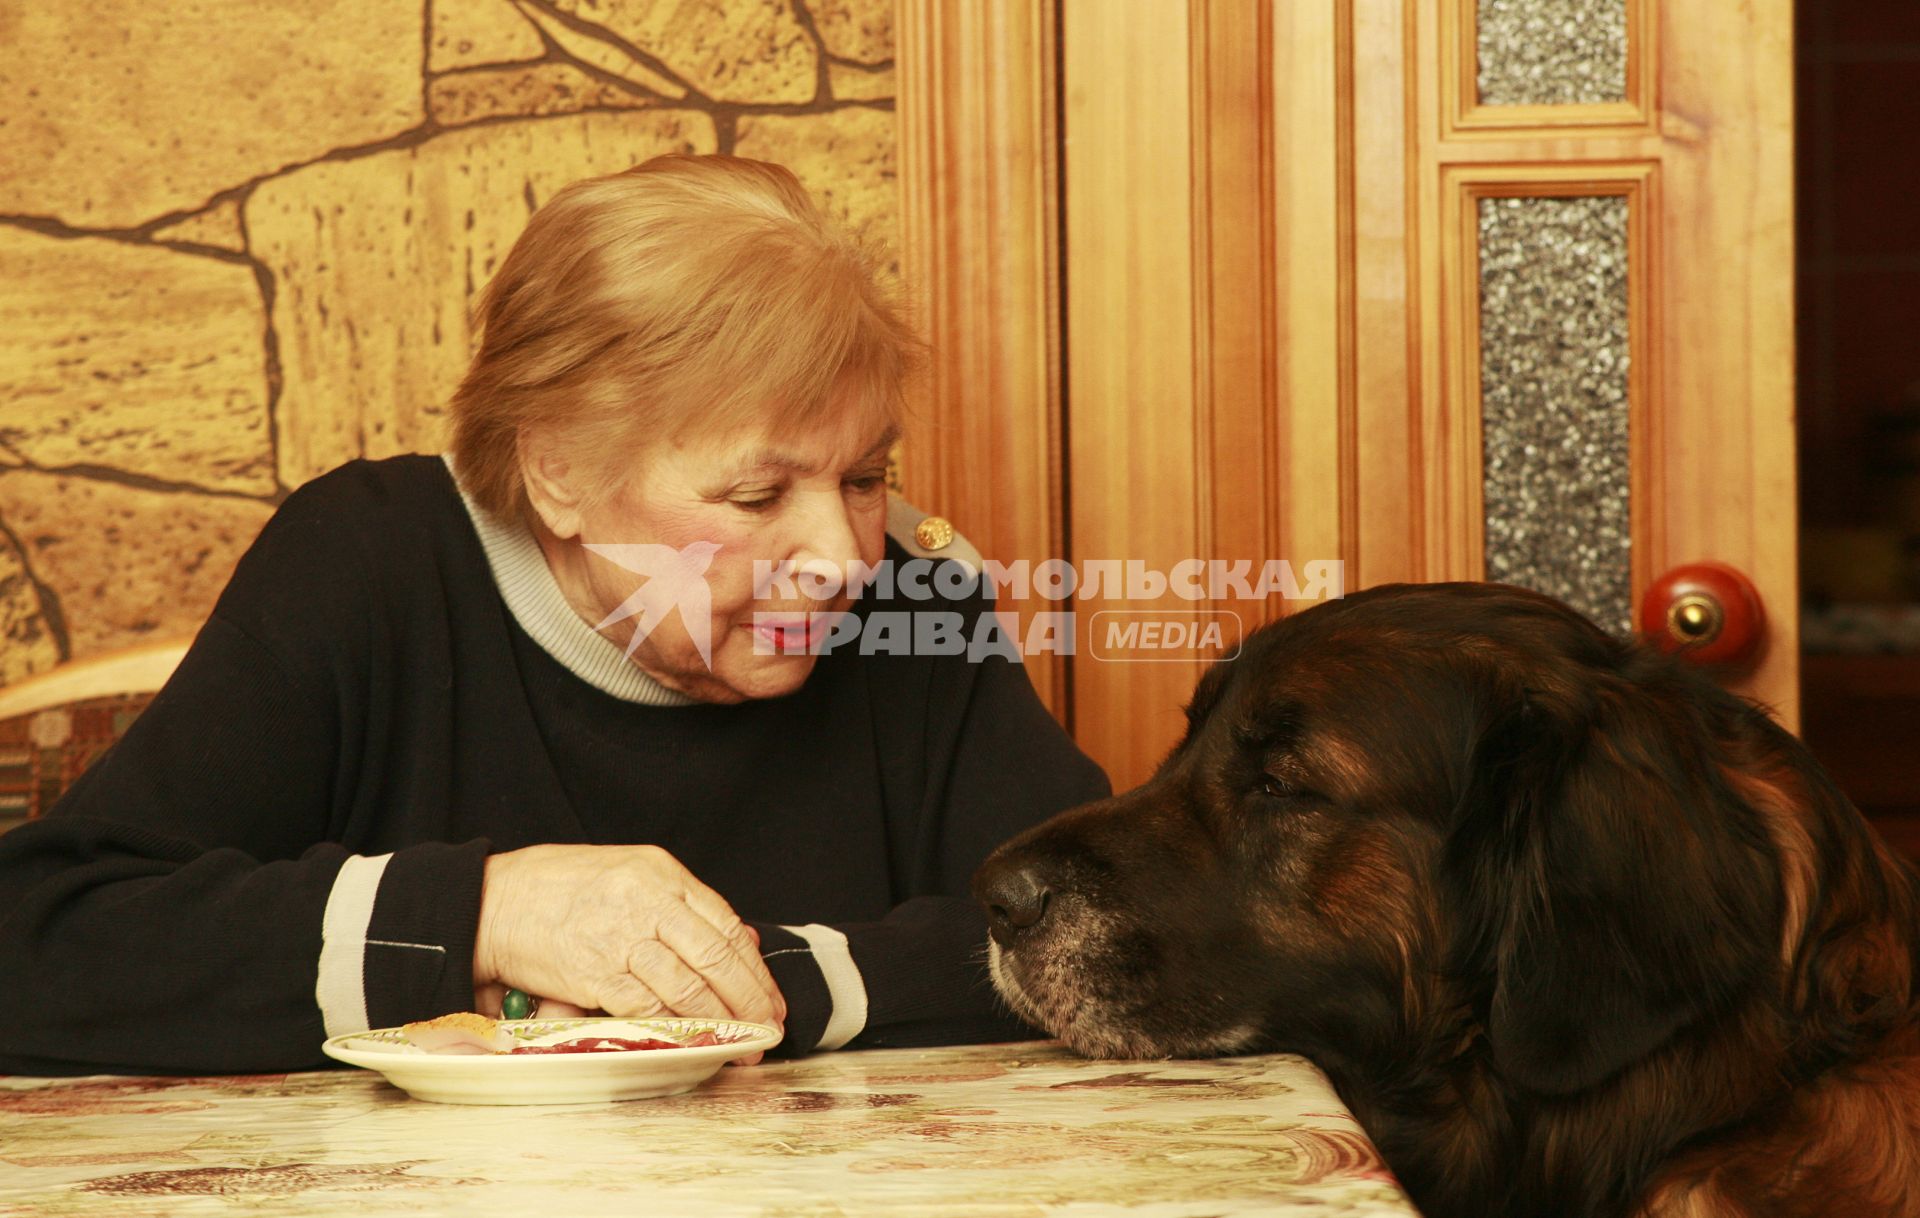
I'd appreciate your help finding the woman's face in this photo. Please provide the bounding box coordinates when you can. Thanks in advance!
[532,412,895,703]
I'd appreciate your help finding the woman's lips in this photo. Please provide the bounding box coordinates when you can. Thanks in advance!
[745,613,839,653]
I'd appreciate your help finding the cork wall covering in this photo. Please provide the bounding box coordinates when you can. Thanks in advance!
[0,0,898,685]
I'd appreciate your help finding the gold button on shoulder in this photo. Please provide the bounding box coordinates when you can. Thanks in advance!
[914,515,955,552]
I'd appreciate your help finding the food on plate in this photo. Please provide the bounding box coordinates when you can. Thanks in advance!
[509,1037,679,1054]
[509,1031,733,1055]
[401,1015,749,1056]
[402,1011,515,1055]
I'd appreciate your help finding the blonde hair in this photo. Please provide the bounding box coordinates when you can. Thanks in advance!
[449,154,919,518]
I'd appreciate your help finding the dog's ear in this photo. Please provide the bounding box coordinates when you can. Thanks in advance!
[1448,661,1781,1096]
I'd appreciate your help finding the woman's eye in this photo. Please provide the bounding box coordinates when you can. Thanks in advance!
[843,473,888,495]
[730,491,783,512]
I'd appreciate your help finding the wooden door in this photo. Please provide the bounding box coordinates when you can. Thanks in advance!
[896,0,1796,793]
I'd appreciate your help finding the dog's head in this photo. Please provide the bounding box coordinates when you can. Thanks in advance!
[975,582,1813,1094]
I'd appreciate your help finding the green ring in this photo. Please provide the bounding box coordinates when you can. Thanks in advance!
[501,987,536,1020]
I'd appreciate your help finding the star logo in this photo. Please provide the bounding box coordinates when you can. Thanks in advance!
[582,540,722,668]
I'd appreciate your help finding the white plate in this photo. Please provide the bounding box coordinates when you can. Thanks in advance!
[321,1016,783,1105]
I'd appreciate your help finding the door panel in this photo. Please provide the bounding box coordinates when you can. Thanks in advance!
[895,0,1796,791]
[1061,0,1206,784]
[894,0,1068,714]
[1412,0,1798,721]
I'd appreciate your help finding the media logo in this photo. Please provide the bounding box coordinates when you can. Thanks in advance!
[582,541,722,666]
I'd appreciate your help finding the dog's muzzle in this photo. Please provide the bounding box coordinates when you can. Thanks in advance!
[974,858,1054,947]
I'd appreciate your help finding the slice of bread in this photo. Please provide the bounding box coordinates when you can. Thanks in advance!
[402,1011,514,1054]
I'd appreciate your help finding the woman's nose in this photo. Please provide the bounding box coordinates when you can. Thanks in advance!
[788,490,862,589]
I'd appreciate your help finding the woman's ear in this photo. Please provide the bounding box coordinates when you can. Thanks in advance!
[518,429,586,540]
[1448,663,1781,1096]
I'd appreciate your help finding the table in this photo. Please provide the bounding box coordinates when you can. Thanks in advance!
[1,1043,1421,1216]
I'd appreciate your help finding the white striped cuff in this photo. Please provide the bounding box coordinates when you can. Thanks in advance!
[780,923,869,1051]
[315,853,393,1037]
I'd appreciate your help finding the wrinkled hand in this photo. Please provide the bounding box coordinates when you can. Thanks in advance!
[473,844,786,1044]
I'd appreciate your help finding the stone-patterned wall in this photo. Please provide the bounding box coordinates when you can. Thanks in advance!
[0,0,897,686]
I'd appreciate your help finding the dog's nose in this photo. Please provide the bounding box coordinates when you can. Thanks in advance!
[977,862,1053,946]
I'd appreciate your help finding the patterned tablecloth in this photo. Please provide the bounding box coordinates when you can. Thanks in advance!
[0,1042,1420,1217]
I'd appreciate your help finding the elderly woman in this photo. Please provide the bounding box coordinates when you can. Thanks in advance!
[0,154,1107,1074]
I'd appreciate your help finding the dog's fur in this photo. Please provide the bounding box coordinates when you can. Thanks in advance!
[974,583,1920,1218]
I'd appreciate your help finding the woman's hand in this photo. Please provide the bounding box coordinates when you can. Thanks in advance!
[472,844,786,1035]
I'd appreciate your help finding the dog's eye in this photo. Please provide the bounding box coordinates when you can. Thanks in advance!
[1258,770,1322,805]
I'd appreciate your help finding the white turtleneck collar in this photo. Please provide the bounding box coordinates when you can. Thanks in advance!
[443,454,697,708]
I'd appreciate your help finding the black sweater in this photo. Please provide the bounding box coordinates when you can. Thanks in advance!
[0,456,1108,1075]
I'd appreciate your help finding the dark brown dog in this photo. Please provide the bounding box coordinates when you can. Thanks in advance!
[974,583,1920,1218]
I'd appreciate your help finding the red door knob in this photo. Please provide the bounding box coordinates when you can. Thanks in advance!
[1637,562,1766,667]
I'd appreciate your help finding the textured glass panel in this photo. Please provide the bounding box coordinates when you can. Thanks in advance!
[1477,0,1629,106]
[1480,195,1631,635]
